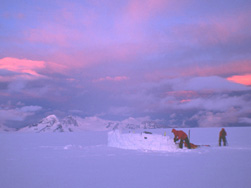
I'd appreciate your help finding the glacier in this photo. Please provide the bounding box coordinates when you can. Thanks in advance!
[1,127,251,188]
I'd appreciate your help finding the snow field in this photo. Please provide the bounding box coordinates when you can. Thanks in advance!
[1,127,251,188]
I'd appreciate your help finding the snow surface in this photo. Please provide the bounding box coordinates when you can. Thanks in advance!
[1,127,251,188]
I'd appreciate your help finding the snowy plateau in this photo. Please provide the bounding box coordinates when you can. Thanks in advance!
[1,126,251,188]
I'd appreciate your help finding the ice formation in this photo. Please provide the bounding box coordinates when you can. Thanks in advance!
[108,130,178,152]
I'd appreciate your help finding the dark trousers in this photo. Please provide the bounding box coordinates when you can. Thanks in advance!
[219,136,227,146]
[179,137,191,149]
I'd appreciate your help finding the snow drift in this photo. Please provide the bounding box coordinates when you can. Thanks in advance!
[108,130,179,152]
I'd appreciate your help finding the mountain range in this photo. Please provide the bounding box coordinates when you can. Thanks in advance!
[15,115,164,133]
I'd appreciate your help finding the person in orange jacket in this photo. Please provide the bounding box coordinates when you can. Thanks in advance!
[172,129,191,149]
[219,128,227,146]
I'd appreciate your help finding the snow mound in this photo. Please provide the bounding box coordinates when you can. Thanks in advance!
[108,130,179,152]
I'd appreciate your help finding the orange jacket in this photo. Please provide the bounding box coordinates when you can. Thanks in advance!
[219,128,227,138]
[172,129,188,140]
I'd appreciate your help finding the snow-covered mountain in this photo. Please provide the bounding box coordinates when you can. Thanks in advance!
[19,115,64,133]
[19,115,109,133]
[61,116,79,127]
[18,115,164,133]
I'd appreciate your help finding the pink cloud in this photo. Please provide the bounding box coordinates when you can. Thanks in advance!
[44,61,68,74]
[145,60,251,81]
[125,0,182,23]
[0,57,69,76]
[0,57,45,78]
[26,25,81,46]
[110,1,185,53]
[126,0,166,22]
[180,60,251,78]
[180,99,191,103]
[0,92,10,97]
[25,4,97,47]
[166,91,204,105]
[170,11,250,47]
[227,74,251,86]
[93,76,129,82]
[49,41,158,70]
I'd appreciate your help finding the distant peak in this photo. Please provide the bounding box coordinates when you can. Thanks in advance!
[45,114,58,119]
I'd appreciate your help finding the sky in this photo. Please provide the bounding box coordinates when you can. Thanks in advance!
[0,0,251,128]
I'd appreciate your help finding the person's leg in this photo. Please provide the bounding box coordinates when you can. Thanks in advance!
[179,139,183,148]
[223,137,226,146]
[185,137,191,149]
[219,137,222,146]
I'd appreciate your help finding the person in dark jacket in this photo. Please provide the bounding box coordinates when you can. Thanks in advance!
[172,129,191,149]
[219,128,227,146]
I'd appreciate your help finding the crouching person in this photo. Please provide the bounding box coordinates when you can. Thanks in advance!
[172,129,191,149]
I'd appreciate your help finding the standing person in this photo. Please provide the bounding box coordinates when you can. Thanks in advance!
[172,129,191,149]
[219,128,227,146]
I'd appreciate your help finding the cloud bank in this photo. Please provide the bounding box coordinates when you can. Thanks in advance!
[0,0,250,128]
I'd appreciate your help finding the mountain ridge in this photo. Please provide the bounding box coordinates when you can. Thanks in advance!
[17,115,164,133]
